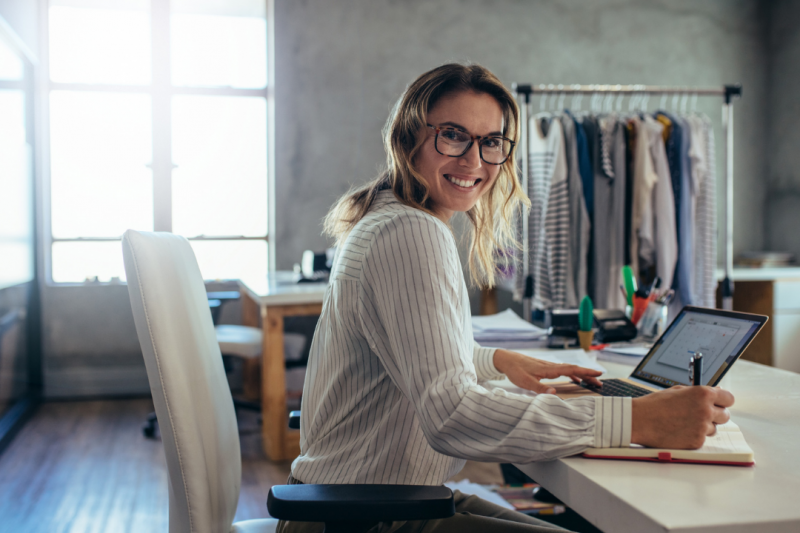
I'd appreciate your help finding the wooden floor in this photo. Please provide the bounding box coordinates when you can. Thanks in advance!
[0,398,502,532]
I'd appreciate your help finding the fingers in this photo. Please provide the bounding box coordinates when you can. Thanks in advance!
[711,387,735,408]
[711,406,730,426]
[515,371,556,395]
[542,364,601,380]
[529,380,556,395]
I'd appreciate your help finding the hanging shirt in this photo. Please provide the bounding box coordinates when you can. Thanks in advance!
[587,115,627,309]
[656,111,694,306]
[567,110,594,220]
[629,116,658,277]
[688,114,718,308]
[560,114,591,306]
[528,114,569,309]
[292,190,632,485]
[639,115,678,289]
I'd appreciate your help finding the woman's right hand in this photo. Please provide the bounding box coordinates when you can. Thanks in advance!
[631,386,734,449]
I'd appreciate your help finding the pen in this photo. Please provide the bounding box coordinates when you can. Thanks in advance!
[688,351,703,386]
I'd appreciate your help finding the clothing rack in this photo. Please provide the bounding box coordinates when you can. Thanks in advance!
[511,83,742,319]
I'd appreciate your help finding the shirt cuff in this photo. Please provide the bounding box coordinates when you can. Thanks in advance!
[593,396,632,448]
[473,345,504,381]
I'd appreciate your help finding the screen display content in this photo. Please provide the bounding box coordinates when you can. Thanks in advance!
[633,309,762,387]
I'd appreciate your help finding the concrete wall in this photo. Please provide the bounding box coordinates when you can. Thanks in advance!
[274,0,770,270]
[41,0,777,396]
[765,1,800,257]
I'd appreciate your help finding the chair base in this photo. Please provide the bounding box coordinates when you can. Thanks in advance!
[143,402,260,439]
[143,412,158,439]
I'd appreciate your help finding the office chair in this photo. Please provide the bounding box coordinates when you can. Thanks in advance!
[142,291,268,438]
[122,230,454,533]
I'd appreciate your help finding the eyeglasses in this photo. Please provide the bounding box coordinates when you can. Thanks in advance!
[427,124,515,165]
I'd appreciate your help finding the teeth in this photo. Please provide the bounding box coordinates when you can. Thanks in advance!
[446,175,477,188]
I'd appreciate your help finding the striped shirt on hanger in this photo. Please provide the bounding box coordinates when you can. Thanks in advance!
[528,114,569,310]
[293,190,631,486]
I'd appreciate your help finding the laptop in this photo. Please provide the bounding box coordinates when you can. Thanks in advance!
[554,306,768,399]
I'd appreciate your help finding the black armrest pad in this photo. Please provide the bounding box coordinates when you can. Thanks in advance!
[288,411,301,429]
[267,484,455,522]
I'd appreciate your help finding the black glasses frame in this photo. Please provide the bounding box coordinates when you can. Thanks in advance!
[426,124,515,165]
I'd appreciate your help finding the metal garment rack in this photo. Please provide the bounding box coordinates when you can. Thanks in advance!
[511,83,742,319]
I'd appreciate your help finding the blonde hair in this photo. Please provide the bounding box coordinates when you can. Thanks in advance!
[323,63,529,288]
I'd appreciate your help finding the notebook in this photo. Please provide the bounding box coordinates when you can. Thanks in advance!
[553,306,768,399]
[581,420,755,466]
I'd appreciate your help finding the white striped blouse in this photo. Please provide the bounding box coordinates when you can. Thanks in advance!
[292,190,631,486]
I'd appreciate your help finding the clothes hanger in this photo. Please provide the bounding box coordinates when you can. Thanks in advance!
[572,88,583,112]
[628,92,640,112]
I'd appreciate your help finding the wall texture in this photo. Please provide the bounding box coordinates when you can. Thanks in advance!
[274,0,770,270]
[765,1,800,257]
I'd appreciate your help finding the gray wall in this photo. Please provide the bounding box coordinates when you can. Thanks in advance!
[765,1,800,257]
[41,0,781,397]
[274,0,770,270]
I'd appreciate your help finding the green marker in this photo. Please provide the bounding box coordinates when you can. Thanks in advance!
[622,265,637,308]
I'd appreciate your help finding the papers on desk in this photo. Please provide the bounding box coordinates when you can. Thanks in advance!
[444,479,514,510]
[472,309,548,348]
[596,344,650,366]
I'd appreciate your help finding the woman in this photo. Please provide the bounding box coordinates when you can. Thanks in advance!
[279,64,732,533]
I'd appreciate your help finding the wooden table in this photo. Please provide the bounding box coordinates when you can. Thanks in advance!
[239,273,327,461]
[507,354,800,533]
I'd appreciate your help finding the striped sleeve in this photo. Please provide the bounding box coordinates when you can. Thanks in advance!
[359,211,631,463]
[473,344,503,382]
[594,396,632,448]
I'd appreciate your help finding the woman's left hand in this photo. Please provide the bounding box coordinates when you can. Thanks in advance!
[492,349,603,395]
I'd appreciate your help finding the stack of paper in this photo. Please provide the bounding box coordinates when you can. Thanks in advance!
[596,344,650,366]
[472,309,548,348]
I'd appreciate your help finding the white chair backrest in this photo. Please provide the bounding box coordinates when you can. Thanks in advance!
[123,230,241,533]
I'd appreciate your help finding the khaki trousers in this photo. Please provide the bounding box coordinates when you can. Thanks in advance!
[276,476,569,533]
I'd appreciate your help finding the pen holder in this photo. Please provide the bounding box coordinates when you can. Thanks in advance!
[637,302,668,340]
[577,329,594,351]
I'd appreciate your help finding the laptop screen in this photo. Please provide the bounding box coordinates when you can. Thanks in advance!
[631,306,767,388]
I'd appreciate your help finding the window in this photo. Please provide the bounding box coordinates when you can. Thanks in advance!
[0,34,33,289]
[46,0,270,287]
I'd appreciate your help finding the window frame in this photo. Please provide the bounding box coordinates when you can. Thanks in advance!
[39,0,275,286]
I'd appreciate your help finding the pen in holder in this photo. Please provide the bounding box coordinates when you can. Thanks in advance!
[637,301,669,340]
[631,295,649,325]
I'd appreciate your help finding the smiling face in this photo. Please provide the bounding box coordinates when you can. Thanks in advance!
[415,90,504,222]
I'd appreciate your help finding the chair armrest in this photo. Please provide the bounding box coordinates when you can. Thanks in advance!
[288,411,301,429]
[267,484,455,522]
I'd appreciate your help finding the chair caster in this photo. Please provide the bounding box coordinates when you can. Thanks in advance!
[143,413,158,439]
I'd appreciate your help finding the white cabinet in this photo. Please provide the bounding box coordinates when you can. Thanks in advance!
[773,313,800,373]
[772,281,800,373]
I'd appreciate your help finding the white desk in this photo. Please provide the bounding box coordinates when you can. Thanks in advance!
[238,272,327,461]
[511,355,800,533]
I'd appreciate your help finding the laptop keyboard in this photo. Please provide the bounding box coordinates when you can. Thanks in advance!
[580,378,652,398]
